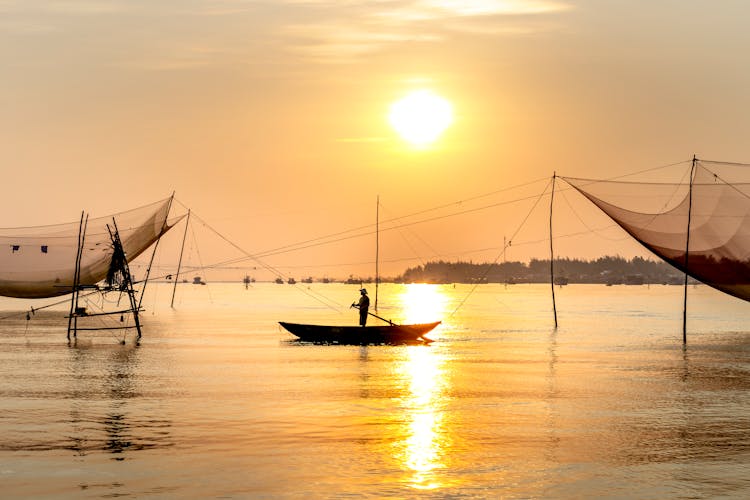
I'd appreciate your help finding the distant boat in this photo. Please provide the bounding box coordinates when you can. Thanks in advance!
[275,278,284,284]
[302,277,313,284]
[279,321,440,345]
[287,277,296,285]
[192,276,206,285]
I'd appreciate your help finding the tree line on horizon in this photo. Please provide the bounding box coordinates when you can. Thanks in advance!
[397,256,684,285]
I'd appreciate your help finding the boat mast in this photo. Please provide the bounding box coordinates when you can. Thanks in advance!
[375,195,379,312]
[683,156,697,344]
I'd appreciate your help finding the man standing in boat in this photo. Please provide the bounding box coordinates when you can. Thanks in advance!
[352,288,370,326]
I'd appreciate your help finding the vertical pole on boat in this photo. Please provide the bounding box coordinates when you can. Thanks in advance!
[375,195,380,313]
[549,174,558,329]
[171,209,190,308]
[68,211,86,341]
[683,156,697,344]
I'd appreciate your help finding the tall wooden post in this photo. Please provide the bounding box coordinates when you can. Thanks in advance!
[68,212,86,341]
[171,210,190,308]
[137,194,174,311]
[683,156,697,344]
[549,174,558,328]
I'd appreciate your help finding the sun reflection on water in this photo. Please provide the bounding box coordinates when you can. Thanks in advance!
[398,283,448,326]
[393,285,451,490]
[400,347,447,490]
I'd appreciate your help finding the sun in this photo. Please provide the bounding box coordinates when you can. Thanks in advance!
[388,90,453,147]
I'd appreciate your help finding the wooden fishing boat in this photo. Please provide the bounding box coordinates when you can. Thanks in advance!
[280,196,441,345]
[279,321,440,344]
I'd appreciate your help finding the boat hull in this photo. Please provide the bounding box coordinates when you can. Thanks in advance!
[279,321,440,344]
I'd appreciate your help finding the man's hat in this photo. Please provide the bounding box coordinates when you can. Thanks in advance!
[360,288,367,294]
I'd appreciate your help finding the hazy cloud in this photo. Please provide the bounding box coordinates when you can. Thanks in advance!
[279,0,572,62]
[0,0,573,70]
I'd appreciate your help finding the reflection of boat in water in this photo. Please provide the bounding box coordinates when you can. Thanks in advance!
[279,321,440,345]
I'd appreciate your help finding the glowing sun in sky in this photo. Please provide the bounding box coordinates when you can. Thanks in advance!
[389,90,453,147]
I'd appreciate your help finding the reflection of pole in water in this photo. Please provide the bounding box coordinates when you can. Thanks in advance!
[103,347,138,459]
[66,345,172,459]
[544,328,560,466]
[104,406,130,459]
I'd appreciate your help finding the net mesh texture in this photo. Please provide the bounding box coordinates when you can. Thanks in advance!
[564,160,750,302]
[0,197,176,298]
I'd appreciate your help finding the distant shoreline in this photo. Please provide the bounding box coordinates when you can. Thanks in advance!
[170,255,694,286]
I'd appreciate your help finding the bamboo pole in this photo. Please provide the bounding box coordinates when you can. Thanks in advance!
[171,210,191,308]
[549,174,558,328]
[138,194,175,310]
[683,156,697,344]
[67,211,85,340]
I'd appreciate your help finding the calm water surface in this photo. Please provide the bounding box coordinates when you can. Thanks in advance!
[1,283,749,498]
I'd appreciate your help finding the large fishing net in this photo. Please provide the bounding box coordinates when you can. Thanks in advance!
[0,197,178,298]
[563,160,750,302]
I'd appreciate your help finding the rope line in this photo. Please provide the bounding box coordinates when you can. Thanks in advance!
[172,204,342,312]
[449,178,553,319]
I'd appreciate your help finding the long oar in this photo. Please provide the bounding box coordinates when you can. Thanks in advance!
[351,304,397,326]
[351,305,435,343]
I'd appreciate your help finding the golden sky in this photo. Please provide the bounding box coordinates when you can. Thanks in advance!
[2,1,749,279]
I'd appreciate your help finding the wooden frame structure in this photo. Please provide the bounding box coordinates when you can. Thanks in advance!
[66,216,143,343]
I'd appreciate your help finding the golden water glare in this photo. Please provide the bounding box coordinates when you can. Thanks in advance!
[394,284,451,490]
[399,283,447,325]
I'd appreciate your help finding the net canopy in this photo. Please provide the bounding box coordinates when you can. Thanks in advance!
[563,160,750,302]
[0,197,180,298]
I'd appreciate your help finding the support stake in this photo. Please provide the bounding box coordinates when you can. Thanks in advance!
[683,156,697,344]
[549,173,558,329]
[67,212,88,341]
[171,210,190,308]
